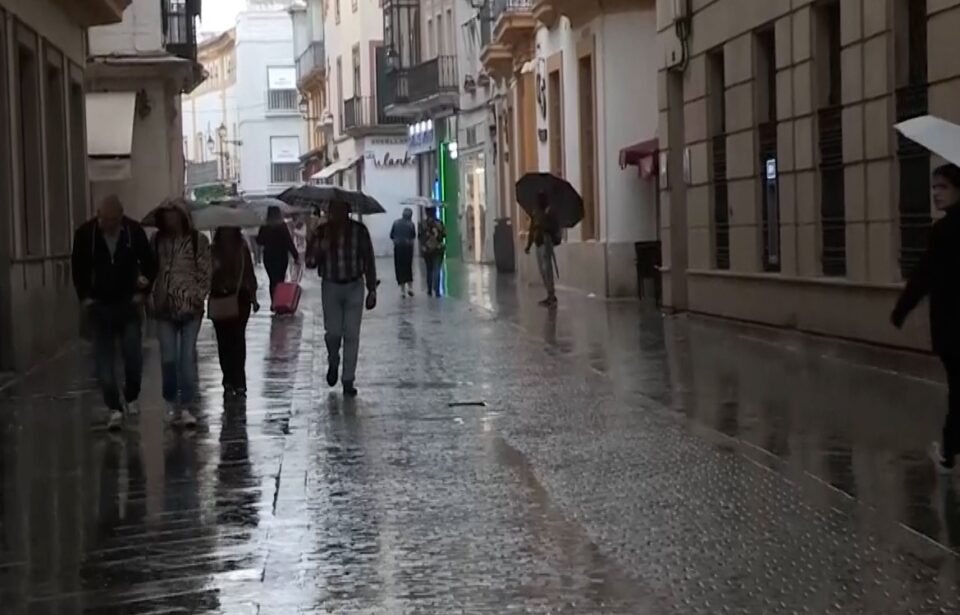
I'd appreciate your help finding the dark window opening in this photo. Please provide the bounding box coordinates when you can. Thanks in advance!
[708,48,729,270]
[17,42,43,257]
[757,28,779,271]
[817,1,845,276]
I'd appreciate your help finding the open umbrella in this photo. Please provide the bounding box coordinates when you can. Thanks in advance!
[515,172,584,229]
[216,196,312,219]
[143,204,262,230]
[400,196,443,209]
[895,115,960,166]
[278,184,386,215]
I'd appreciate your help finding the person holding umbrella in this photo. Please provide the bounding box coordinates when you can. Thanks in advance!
[891,163,960,473]
[257,205,299,308]
[420,207,446,297]
[308,201,378,397]
[524,191,561,307]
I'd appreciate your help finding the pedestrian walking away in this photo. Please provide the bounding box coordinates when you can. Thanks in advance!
[151,199,212,428]
[209,227,259,398]
[420,208,446,297]
[308,201,378,397]
[892,163,960,473]
[391,207,417,297]
[257,205,299,308]
[72,195,157,431]
[525,191,560,307]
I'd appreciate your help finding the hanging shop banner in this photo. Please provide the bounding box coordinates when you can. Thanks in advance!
[408,120,436,156]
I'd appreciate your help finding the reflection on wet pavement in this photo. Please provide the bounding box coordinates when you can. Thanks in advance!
[0,263,958,612]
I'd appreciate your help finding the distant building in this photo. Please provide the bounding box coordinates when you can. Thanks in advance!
[290,0,330,181]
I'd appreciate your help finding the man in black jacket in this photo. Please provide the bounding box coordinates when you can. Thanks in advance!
[892,163,960,472]
[72,195,157,430]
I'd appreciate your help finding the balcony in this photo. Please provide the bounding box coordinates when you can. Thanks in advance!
[384,56,459,118]
[553,0,653,28]
[481,0,536,81]
[342,96,406,137]
[163,0,200,62]
[532,0,559,28]
[54,0,130,27]
[296,41,326,89]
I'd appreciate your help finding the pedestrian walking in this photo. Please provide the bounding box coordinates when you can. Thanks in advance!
[290,219,309,281]
[420,208,446,297]
[390,207,417,297]
[257,205,299,308]
[72,195,157,430]
[308,201,378,397]
[151,199,211,427]
[892,163,960,472]
[209,227,259,398]
[524,192,560,307]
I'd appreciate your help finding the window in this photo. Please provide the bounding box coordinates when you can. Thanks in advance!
[17,30,43,257]
[45,49,69,253]
[336,56,343,131]
[896,0,930,277]
[267,66,297,111]
[427,18,434,59]
[757,28,779,272]
[352,44,361,99]
[548,67,563,177]
[270,136,300,184]
[708,48,729,270]
[817,0,845,276]
[335,0,341,23]
[437,13,444,55]
[446,9,454,57]
[577,49,597,240]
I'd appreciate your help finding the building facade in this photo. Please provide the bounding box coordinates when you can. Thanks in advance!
[290,0,330,181]
[86,0,203,220]
[182,28,240,198]
[323,0,416,256]
[0,0,130,372]
[482,0,660,297]
[656,0,949,350]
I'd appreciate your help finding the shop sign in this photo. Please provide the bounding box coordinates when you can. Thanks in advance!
[408,120,436,155]
[365,149,415,169]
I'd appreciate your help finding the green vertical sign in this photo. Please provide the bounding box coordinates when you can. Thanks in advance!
[439,140,460,261]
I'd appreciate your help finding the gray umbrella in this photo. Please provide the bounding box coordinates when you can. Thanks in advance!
[216,196,312,219]
[278,185,386,215]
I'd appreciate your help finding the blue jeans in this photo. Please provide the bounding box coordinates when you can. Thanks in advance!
[156,317,202,406]
[91,303,143,411]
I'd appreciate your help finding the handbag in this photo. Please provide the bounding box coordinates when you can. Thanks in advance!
[208,253,245,321]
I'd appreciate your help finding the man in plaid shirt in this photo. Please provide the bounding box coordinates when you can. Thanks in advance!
[308,201,378,397]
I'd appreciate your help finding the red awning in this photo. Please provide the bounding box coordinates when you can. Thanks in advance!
[619,138,659,179]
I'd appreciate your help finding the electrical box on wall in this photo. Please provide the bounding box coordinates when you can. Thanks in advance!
[664,34,684,70]
[664,0,691,72]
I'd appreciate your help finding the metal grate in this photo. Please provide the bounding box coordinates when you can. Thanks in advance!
[268,89,298,112]
[712,134,730,270]
[818,105,845,277]
[271,163,300,185]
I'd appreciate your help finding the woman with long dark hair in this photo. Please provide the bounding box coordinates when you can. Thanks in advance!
[257,205,299,308]
[892,163,960,472]
[210,227,259,398]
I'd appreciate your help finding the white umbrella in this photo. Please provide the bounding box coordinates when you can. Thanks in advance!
[400,196,443,209]
[895,115,960,166]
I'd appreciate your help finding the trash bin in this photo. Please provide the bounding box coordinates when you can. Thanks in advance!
[493,218,516,273]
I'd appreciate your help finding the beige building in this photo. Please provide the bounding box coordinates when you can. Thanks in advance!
[483,0,661,298]
[657,0,951,350]
[0,0,131,372]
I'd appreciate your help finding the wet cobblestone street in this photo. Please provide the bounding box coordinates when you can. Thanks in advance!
[2,265,960,613]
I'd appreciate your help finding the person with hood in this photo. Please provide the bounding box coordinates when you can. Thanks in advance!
[308,201,378,397]
[209,227,259,398]
[420,208,446,297]
[390,207,417,297]
[152,199,212,427]
[892,163,960,472]
[524,191,560,307]
[257,205,299,307]
[72,195,157,430]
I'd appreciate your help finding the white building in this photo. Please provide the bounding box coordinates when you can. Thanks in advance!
[86,0,203,221]
[183,3,305,198]
[321,0,416,256]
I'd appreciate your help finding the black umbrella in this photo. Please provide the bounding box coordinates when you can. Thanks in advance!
[515,172,584,229]
[278,185,386,215]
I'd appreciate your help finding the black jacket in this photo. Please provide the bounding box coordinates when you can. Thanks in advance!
[257,224,298,268]
[893,206,960,356]
[71,217,157,305]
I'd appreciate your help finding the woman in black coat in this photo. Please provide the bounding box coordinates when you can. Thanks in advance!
[892,163,960,472]
[256,206,299,307]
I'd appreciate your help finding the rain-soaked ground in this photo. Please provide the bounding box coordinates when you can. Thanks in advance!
[1,262,959,613]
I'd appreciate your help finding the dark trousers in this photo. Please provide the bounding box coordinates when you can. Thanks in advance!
[943,355,960,460]
[213,304,251,391]
[90,303,143,411]
[265,260,287,302]
[394,244,414,285]
[424,252,443,295]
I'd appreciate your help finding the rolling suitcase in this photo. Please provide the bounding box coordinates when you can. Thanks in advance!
[272,269,302,315]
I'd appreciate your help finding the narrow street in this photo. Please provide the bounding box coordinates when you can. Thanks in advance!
[1,265,959,613]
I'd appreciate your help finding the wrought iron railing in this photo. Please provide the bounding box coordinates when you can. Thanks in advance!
[162,0,198,61]
[491,0,533,23]
[818,105,846,277]
[296,41,325,84]
[343,96,405,131]
[712,133,730,270]
[409,55,458,101]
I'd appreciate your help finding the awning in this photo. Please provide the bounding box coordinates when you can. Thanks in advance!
[619,138,659,179]
[86,91,137,182]
[311,156,361,181]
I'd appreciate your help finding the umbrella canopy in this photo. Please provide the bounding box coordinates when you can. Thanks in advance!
[278,185,386,215]
[515,172,584,229]
[217,196,312,219]
[143,204,262,231]
[895,115,960,166]
[400,196,443,209]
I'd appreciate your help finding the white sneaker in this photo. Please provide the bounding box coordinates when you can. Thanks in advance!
[107,410,124,431]
[125,400,141,416]
[179,409,198,428]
